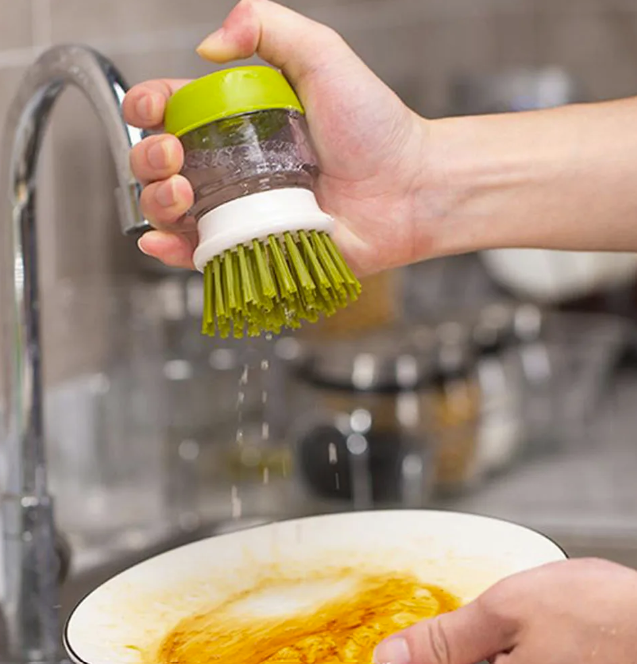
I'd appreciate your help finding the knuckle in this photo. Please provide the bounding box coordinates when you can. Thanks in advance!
[139,188,165,224]
[427,618,452,664]
[131,136,156,160]
[474,579,522,641]
[122,95,138,123]
[140,186,189,225]
[576,557,615,569]
[477,580,515,620]
[163,136,184,165]
[129,142,146,168]
[317,24,345,48]
[569,557,635,583]
[127,82,147,96]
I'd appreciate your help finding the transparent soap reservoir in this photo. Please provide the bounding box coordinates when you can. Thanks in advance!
[181,108,318,219]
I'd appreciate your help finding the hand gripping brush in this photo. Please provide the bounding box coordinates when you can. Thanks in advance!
[164,66,361,339]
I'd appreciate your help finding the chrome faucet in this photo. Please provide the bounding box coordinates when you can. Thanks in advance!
[0,45,149,663]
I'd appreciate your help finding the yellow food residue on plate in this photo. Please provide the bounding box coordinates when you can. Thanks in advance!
[150,568,461,664]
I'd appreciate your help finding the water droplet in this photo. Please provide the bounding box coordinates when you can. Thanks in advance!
[236,364,249,446]
[265,333,273,341]
[262,391,268,405]
[262,422,270,440]
[328,443,338,465]
[179,439,200,462]
[263,467,270,485]
[231,485,242,519]
[261,359,269,371]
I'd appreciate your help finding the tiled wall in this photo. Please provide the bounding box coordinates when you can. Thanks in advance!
[1,0,637,381]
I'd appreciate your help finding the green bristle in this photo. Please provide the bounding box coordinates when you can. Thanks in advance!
[235,311,245,337]
[319,231,361,292]
[299,232,329,282]
[244,245,265,312]
[268,236,297,300]
[202,262,211,324]
[217,319,231,339]
[293,290,310,322]
[200,225,362,339]
[213,257,232,338]
[313,287,336,318]
[249,243,275,315]
[308,231,346,294]
[234,253,247,337]
[295,237,326,317]
[217,308,231,338]
[308,232,348,308]
[298,231,333,302]
[212,257,225,317]
[302,297,318,321]
[220,255,236,339]
[284,232,316,304]
[202,261,214,335]
[318,232,361,302]
[222,251,237,312]
[298,237,337,316]
[232,250,244,316]
[252,239,277,301]
[269,303,287,332]
[237,245,256,306]
[247,319,262,337]
[286,312,302,330]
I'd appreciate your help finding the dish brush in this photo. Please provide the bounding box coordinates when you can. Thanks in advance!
[164,65,361,339]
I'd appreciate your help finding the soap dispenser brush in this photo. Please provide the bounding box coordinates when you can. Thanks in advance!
[165,66,361,338]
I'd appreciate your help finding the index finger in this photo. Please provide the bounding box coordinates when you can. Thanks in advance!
[123,79,190,130]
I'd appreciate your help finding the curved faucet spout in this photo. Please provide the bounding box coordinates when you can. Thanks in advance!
[0,44,148,664]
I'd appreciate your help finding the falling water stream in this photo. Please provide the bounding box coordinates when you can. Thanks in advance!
[231,363,250,519]
[230,334,278,522]
[228,332,376,522]
[261,357,270,485]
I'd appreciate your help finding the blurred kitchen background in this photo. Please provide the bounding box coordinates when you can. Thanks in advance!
[3,0,637,613]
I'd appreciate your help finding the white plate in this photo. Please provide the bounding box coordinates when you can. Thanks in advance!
[64,510,567,664]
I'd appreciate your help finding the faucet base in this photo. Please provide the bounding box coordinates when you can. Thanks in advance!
[1,495,60,664]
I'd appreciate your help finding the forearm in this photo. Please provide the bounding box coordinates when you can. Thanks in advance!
[421,97,637,257]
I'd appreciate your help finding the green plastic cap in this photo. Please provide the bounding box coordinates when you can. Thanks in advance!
[164,66,305,137]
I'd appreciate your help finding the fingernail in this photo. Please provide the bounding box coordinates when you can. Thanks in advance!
[197,28,224,53]
[137,237,151,255]
[136,93,161,122]
[373,638,411,664]
[156,178,177,207]
[147,141,170,169]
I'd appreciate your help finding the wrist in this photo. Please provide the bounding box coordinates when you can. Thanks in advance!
[412,98,637,260]
[410,113,536,259]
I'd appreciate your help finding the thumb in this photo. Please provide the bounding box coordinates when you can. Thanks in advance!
[373,599,518,664]
[196,0,362,92]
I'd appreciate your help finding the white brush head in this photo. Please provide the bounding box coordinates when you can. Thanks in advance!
[192,188,335,273]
